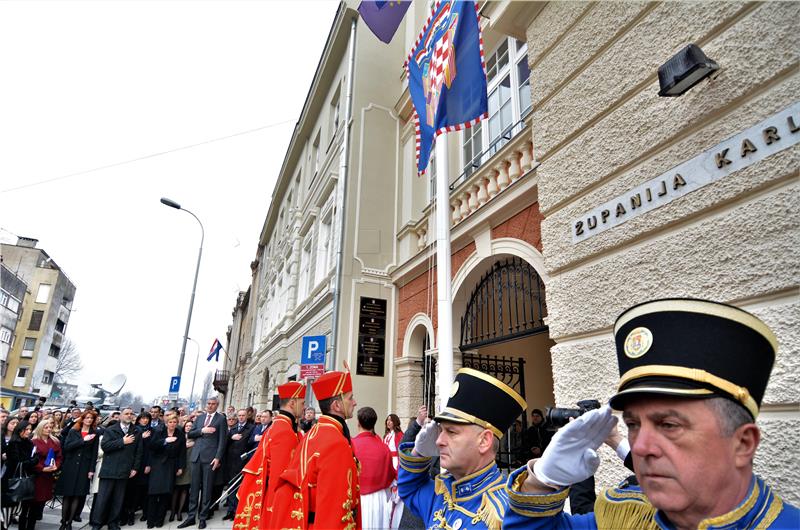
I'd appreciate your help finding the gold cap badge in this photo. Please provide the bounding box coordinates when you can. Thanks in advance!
[624,327,653,358]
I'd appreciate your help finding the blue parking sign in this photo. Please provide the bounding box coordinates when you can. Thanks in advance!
[169,376,181,393]
[301,335,326,365]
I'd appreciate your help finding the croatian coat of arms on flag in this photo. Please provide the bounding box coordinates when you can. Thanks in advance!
[405,0,488,175]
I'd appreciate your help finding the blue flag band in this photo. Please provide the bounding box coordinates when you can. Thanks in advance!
[358,1,411,44]
[405,1,488,175]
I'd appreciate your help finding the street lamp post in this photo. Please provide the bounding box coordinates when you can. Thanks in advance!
[160,197,204,405]
[187,337,200,410]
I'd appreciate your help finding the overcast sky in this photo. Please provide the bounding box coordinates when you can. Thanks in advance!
[0,0,340,403]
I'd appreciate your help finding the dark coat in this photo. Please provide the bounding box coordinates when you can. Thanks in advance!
[55,428,99,496]
[99,422,142,480]
[147,428,186,495]
[31,437,63,502]
[1,438,38,506]
[132,424,152,485]
[186,412,227,464]
[224,422,254,481]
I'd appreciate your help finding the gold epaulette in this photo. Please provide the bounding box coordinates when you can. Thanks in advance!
[594,487,658,530]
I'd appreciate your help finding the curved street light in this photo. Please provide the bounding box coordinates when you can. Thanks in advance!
[160,197,204,404]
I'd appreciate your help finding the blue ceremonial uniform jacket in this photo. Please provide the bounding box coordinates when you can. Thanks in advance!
[398,442,507,530]
[503,466,799,529]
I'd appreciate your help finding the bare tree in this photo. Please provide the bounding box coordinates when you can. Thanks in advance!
[54,338,83,383]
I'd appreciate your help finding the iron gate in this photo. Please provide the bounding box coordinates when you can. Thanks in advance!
[460,256,548,349]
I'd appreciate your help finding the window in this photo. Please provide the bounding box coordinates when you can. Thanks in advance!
[311,132,321,175]
[298,236,313,302]
[49,345,61,358]
[28,310,44,331]
[55,319,66,333]
[461,38,530,176]
[0,327,11,344]
[0,291,20,314]
[316,207,333,282]
[23,337,36,352]
[35,284,51,304]
[14,366,28,387]
[42,370,53,385]
[330,86,341,137]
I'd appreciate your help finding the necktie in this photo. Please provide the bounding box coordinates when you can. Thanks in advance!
[204,413,212,427]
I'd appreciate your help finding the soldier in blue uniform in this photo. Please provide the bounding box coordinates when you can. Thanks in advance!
[398,367,527,529]
[504,298,799,529]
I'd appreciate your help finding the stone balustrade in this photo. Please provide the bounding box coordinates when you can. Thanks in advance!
[450,132,534,226]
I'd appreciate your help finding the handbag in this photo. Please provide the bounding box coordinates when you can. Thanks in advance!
[7,463,35,502]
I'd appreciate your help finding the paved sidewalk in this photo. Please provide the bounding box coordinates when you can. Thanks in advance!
[35,502,234,530]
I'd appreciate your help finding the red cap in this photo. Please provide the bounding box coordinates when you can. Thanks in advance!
[311,371,352,401]
[277,382,306,399]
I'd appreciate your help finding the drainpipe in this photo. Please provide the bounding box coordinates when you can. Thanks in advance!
[329,16,357,371]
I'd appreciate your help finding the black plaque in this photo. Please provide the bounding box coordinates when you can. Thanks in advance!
[357,297,386,377]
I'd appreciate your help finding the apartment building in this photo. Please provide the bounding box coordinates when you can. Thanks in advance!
[1,264,27,401]
[1,237,76,409]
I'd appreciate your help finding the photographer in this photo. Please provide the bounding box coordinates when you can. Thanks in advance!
[524,408,551,458]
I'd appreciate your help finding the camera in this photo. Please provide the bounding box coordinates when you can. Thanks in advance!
[545,399,601,427]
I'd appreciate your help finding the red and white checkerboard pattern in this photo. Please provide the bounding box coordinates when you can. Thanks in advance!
[404,1,488,176]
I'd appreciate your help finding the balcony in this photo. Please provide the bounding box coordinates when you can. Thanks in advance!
[58,305,70,323]
[213,370,230,394]
[409,115,535,251]
[13,376,26,388]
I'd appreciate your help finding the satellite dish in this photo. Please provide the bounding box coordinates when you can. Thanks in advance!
[105,374,127,396]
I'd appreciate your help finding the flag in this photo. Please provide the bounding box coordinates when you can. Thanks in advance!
[358,1,411,44]
[45,447,56,467]
[405,0,488,175]
[208,339,223,362]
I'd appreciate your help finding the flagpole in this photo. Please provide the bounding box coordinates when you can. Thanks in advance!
[434,138,454,412]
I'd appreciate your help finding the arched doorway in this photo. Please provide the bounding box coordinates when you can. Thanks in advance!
[452,252,555,469]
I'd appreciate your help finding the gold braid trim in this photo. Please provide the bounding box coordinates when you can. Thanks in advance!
[594,490,658,530]
[471,491,502,530]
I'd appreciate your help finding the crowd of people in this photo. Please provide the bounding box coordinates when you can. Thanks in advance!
[0,400,334,530]
[3,297,800,530]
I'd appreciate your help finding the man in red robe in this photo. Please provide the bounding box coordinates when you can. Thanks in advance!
[269,371,361,530]
[233,381,305,529]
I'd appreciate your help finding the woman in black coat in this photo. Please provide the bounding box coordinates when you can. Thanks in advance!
[1,421,37,526]
[54,411,99,529]
[145,413,185,528]
[122,412,152,525]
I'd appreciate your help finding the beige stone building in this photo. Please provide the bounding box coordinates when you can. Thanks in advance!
[390,0,798,500]
[227,1,798,500]
[226,1,408,421]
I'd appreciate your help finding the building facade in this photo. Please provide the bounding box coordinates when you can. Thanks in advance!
[227,0,798,502]
[1,237,76,409]
[1,264,28,393]
[391,0,798,501]
[227,1,407,421]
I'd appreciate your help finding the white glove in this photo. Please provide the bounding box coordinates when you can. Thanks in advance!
[533,405,617,487]
[413,420,440,458]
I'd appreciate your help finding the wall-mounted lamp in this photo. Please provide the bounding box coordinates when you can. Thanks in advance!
[658,44,719,97]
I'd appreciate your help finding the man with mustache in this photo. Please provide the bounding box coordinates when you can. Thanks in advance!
[398,368,527,529]
[504,298,798,529]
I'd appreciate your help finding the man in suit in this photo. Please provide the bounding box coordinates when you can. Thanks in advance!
[149,405,164,432]
[177,396,227,529]
[248,409,271,450]
[90,407,143,530]
[221,409,254,520]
